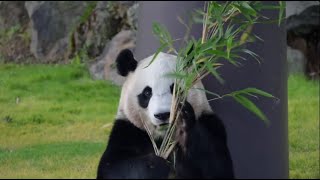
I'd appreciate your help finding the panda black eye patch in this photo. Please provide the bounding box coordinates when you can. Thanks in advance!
[138,86,152,108]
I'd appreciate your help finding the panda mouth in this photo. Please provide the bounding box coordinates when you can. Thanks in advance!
[158,123,169,131]
[159,122,169,127]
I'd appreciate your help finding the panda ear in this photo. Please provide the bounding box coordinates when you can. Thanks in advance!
[116,49,138,77]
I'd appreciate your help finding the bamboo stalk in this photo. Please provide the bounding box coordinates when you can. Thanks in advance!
[139,112,159,156]
[159,79,177,154]
[201,2,209,44]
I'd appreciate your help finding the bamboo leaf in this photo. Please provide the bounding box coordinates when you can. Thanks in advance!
[226,57,239,67]
[278,1,285,26]
[230,87,275,99]
[152,22,161,35]
[242,49,261,63]
[144,43,167,68]
[185,73,196,89]
[206,49,240,67]
[244,88,275,98]
[225,24,235,39]
[207,49,228,58]
[240,25,253,45]
[240,2,257,16]
[254,34,264,42]
[152,22,173,45]
[200,40,217,53]
[205,61,225,84]
[196,57,208,64]
[191,87,222,98]
[227,36,233,58]
[193,16,205,24]
[184,42,194,58]
[232,94,269,124]
[164,72,187,79]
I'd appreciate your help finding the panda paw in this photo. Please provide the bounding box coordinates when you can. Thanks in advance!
[175,100,196,149]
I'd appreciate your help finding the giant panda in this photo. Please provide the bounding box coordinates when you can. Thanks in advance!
[97,49,235,179]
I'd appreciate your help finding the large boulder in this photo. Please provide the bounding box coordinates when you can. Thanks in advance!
[287,46,307,75]
[91,1,139,56]
[286,3,320,79]
[25,1,92,62]
[72,1,138,59]
[286,1,319,18]
[89,30,136,86]
[286,5,320,34]
[25,1,139,63]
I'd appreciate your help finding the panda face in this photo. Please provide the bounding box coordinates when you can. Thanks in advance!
[116,50,177,128]
[116,49,213,132]
[137,82,174,126]
[133,54,176,127]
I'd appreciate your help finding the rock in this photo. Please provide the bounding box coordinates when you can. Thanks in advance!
[288,37,307,56]
[0,1,31,62]
[286,1,319,18]
[127,3,139,30]
[106,1,138,30]
[0,1,28,29]
[89,30,136,86]
[25,1,92,62]
[286,5,320,34]
[287,46,306,75]
[74,1,139,61]
[286,3,320,79]
[25,1,139,63]
[75,1,122,59]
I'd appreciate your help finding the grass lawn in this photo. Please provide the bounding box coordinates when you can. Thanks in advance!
[288,75,319,179]
[0,64,319,178]
[0,64,120,178]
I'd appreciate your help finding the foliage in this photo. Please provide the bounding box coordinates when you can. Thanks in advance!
[0,24,32,63]
[147,1,285,159]
[0,24,21,43]
[70,46,90,65]
[68,1,97,63]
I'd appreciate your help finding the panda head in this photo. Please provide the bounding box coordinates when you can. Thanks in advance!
[115,49,212,136]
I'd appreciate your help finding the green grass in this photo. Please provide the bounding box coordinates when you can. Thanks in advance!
[288,74,319,179]
[0,64,120,178]
[0,64,318,178]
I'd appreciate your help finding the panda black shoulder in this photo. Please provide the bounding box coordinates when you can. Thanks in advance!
[106,119,151,151]
[97,119,171,179]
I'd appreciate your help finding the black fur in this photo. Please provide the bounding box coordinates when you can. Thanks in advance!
[174,101,234,179]
[97,120,171,179]
[97,103,235,179]
[116,49,137,76]
[137,86,152,108]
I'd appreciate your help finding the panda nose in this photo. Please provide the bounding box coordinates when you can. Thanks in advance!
[154,112,170,121]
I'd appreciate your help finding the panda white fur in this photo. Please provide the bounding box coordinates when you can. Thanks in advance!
[97,49,235,179]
